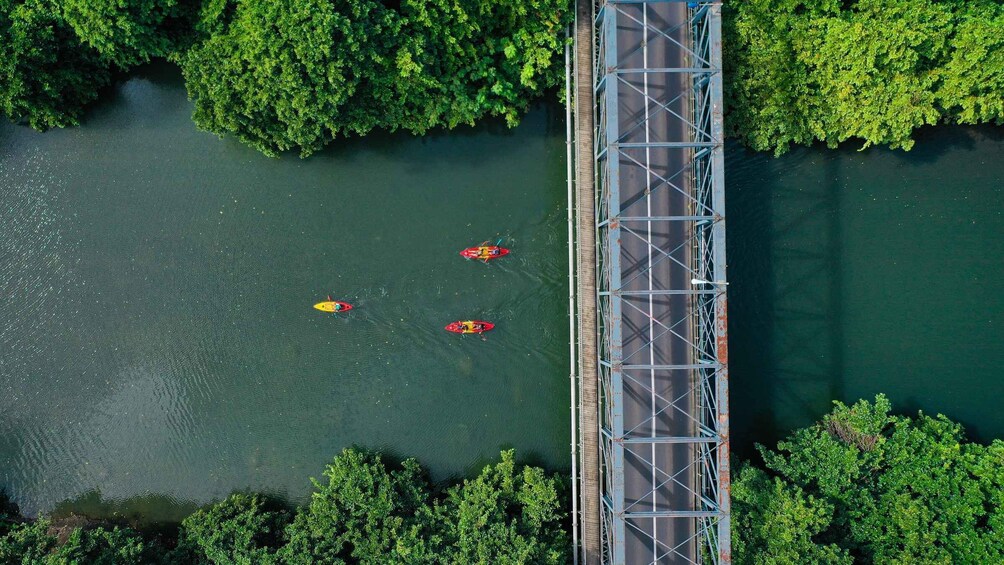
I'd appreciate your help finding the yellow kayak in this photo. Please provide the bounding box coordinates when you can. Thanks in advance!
[314,300,353,313]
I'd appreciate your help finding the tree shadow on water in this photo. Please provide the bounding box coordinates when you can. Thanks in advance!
[311,99,559,166]
[47,490,199,534]
[885,123,1004,166]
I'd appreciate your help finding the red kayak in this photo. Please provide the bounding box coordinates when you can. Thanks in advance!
[445,320,495,334]
[460,245,510,261]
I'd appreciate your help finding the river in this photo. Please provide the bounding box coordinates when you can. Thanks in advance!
[727,125,1004,457]
[2,63,1002,518]
[0,64,571,518]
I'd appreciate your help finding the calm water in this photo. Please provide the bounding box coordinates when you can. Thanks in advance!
[3,64,1002,519]
[727,126,1004,456]
[0,65,571,517]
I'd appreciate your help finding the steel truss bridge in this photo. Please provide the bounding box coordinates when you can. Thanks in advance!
[571,1,731,563]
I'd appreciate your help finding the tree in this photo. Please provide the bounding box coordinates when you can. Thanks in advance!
[281,448,442,563]
[178,0,405,157]
[722,0,838,155]
[736,395,1004,564]
[178,0,571,157]
[441,450,567,565]
[731,465,849,565]
[49,526,153,565]
[175,493,291,565]
[0,449,570,563]
[723,0,1004,154]
[0,520,55,564]
[937,1,1004,125]
[61,0,196,68]
[396,0,569,130]
[794,0,950,151]
[0,0,112,129]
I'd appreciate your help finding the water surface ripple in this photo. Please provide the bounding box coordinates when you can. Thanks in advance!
[0,64,570,517]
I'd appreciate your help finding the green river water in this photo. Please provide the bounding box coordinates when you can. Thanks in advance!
[1,64,1002,518]
[727,126,1004,457]
[0,65,570,517]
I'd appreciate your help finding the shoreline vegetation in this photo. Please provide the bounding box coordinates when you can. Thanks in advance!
[724,0,1004,155]
[6,401,1002,564]
[734,396,1004,564]
[3,0,1001,159]
[0,449,569,564]
[0,0,570,157]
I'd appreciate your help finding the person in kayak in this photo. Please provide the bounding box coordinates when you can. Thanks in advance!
[472,322,484,331]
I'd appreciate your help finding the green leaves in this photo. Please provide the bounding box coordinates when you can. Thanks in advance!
[736,395,1004,564]
[731,465,850,565]
[724,0,1004,154]
[50,526,152,565]
[0,520,56,564]
[281,448,437,563]
[178,0,572,157]
[0,449,567,563]
[442,450,567,565]
[0,0,570,153]
[178,0,381,157]
[279,448,568,564]
[61,0,193,68]
[0,0,111,129]
[177,493,290,564]
[937,1,1004,125]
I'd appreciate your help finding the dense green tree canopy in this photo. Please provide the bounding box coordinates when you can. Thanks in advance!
[179,0,569,157]
[61,0,195,68]
[0,449,568,563]
[50,526,153,564]
[0,0,570,154]
[442,450,567,564]
[724,0,1004,154]
[734,395,1004,564]
[731,466,849,565]
[0,519,155,565]
[0,0,111,129]
[281,448,439,563]
[176,493,290,564]
[178,0,406,157]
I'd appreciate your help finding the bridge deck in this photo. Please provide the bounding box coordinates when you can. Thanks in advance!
[581,1,731,563]
[615,3,696,562]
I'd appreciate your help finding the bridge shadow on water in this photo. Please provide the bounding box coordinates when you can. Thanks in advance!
[726,142,846,459]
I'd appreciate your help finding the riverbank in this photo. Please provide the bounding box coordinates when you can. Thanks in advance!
[0,448,568,563]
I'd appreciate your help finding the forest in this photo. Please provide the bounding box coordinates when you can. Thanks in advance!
[733,396,1004,564]
[0,0,569,156]
[2,0,1001,156]
[724,0,1004,154]
[0,449,568,564]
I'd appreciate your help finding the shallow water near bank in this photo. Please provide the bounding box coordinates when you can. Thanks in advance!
[727,125,1004,456]
[0,64,570,517]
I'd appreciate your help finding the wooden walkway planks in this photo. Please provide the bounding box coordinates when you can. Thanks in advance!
[574,0,600,562]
